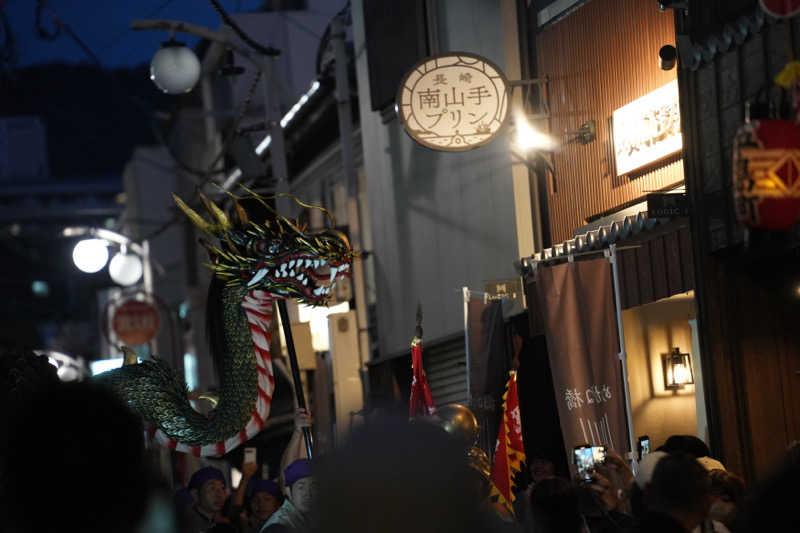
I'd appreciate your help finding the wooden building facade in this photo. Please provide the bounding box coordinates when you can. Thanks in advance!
[676,1,800,481]
[529,0,800,482]
[536,0,683,243]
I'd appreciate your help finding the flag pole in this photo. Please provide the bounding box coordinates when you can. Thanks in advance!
[277,299,313,459]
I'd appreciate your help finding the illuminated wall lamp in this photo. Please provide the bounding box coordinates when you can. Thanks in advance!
[662,347,694,389]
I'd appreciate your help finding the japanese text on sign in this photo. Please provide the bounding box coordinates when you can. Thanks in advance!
[565,384,613,411]
[397,53,510,151]
[613,80,682,175]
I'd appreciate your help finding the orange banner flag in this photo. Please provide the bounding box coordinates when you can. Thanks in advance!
[489,371,525,515]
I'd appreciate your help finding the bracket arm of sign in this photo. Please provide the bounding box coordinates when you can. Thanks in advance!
[507,77,549,86]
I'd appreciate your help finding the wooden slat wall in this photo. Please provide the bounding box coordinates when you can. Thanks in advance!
[616,224,695,309]
[537,0,683,243]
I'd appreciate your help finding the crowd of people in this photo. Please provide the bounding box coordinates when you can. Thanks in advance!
[1,348,799,533]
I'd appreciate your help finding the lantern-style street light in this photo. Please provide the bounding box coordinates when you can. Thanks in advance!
[65,227,157,288]
[150,38,202,94]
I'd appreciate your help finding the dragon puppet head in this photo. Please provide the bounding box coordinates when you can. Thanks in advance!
[174,189,354,305]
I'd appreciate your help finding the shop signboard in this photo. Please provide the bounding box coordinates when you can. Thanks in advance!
[112,299,160,346]
[396,52,510,151]
[612,80,682,176]
[647,193,689,218]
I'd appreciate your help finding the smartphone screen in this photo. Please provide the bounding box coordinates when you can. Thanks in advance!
[637,435,651,460]
[244,447,257,464]
[573,445,594,481]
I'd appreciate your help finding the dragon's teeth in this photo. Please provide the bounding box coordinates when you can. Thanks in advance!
[329,266,338,282]
[290,269,296,277]
[289,259,295,269]
[274,269,280,277]
[248,268,268,287]
[305,259,312,267]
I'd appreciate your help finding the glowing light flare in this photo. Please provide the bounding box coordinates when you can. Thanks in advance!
[514,113,559,152]
[671,362,691,385]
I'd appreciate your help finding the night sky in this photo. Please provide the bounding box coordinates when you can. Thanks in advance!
[4,0,266,67]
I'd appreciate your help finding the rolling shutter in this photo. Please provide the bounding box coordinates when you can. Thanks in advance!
[424,334,467,406]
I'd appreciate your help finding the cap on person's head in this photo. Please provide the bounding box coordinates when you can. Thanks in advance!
[189,466,226,491]
[697,456,726,472]
[635,451,668,489]
[247,479,281,499]
[661,435,710,458]
[284,459,312,486]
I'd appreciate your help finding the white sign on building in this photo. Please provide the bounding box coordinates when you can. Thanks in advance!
[396,52,510,151]
[612,80,682,175]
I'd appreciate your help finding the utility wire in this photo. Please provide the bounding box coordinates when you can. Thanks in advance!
[96,0,179,56]
[208,0,279,56]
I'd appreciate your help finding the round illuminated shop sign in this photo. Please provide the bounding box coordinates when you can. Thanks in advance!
[396,52,510,151]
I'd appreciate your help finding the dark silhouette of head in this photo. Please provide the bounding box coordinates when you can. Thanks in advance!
[2,380,150,533]
[738,456,800,532]
[528,477,584,533]
[658,435,711,459]
[313,416,479,533]
[645,453,711,531]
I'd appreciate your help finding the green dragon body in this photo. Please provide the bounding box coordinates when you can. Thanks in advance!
[96,191,353,456]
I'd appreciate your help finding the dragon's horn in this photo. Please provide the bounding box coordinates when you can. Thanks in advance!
[198,191,231,229]
[173,194,216,234]
[233,198,249,225]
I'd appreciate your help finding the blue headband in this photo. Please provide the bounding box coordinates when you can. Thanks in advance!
[284,459,312,486]
[247,478,281,499]
[188,466,226,490]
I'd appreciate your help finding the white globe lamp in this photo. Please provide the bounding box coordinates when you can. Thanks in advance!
[109,251,144,286]
[150,39,201,94]
[72,239,109,274]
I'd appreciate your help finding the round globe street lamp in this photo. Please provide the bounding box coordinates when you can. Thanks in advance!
[65,227,161,287]
[72,238,110,273]
[109,250,144,286]
[149,39,201,94]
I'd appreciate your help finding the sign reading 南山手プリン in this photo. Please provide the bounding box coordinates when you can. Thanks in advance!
[397,52,509,151]
[612,80,682,176]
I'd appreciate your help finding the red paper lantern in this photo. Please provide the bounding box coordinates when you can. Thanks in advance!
[733,119,800,230]
[760,0,800,18]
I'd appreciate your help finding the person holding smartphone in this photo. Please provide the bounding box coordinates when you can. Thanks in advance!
[578,448,636,533]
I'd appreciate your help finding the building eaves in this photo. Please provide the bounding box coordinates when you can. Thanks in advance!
[530,211,676,264]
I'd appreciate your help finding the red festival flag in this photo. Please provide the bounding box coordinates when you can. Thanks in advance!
[490,370,525,515]
[409,304,436,418]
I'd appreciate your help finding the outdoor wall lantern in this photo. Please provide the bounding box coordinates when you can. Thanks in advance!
[662,347,694,389]
[149,39,201,94]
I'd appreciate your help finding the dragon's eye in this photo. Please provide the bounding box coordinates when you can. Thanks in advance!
[253,240,269,254]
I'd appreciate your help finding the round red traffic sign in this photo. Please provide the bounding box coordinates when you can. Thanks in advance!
[760,0,800,17]
[112,299,160,346]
